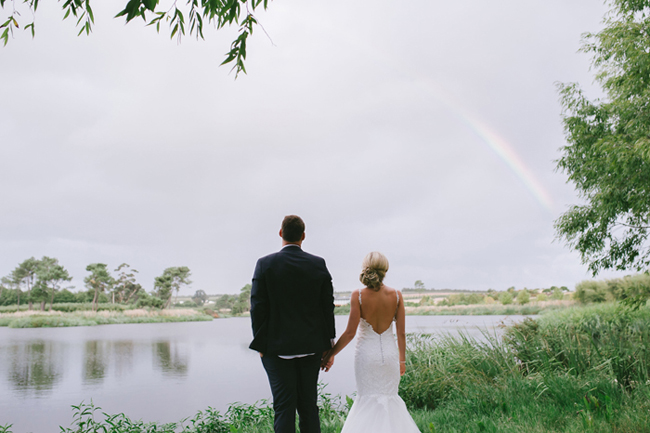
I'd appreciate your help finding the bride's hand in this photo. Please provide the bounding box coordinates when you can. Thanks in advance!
[321,351,334,372]
[400,362,406,376]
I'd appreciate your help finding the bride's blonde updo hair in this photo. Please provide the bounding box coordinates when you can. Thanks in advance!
[359,252,389,291]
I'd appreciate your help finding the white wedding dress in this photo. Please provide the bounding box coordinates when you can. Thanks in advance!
[340,291,420,433]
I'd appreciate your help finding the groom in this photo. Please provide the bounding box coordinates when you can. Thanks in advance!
[249,215,336,433]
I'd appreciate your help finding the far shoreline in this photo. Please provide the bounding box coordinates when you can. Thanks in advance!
[0,300,576,328]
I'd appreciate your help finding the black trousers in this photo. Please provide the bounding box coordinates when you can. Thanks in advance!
[261,353,321,433]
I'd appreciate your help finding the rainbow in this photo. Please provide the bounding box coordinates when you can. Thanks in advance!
[418,81,555,213]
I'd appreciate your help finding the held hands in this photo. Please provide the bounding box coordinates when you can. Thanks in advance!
[320,350,334,372]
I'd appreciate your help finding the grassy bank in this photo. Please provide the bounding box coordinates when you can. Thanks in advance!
[3,304,648,432]
[0,309,212,328]
[399,303,650,432]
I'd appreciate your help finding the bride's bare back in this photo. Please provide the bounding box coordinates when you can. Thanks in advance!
[358,286,399,334]
[324,283,406,376]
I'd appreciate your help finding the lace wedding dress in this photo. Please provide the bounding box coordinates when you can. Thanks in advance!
[340,291,420,433]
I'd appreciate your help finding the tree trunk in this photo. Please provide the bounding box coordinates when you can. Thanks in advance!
[50,289,55,312]
[40,301,45,311]
[92,287,99,312]
[16,291,20,312]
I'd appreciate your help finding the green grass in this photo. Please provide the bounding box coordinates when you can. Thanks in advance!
[0,303,129,313]
[4,304,648,432]
[0,313,212,328]
[398,303,650,432]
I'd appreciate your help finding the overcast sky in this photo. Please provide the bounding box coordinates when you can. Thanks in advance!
[0,0,628,295]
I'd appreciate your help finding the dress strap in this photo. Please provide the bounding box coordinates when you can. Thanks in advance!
[394,290,400,319]
[358,289,362,305]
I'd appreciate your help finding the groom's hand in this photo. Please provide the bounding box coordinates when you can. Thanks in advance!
[320,350,334,372]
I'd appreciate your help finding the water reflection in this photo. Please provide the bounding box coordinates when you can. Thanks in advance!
[8,341,62,396]
[112,341,134,378]
[83,341,106,384]
[153,341,188,377]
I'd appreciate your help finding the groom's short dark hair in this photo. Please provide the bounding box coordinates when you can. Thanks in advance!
[281,215,305,242]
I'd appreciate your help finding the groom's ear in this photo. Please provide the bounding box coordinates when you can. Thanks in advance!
[301,232,306,241]
[279,229,284,239]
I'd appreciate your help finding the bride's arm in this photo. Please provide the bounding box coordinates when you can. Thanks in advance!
[395,291,407,375]
[322,290,361,371]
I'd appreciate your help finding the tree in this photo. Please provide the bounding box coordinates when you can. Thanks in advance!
[84,263,114,312]
[154,266,192,308]
[191,289,208,306]
[36,256,72,311]
[499,292,513,305]
[11,257,40,310]
[414,280,425,291]
[0,0,272,76]
[516,289,530,305]
[113,263,141,304]
[232,283,251,314]
[556,0,650,276]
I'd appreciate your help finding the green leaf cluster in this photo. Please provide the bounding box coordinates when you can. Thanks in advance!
[556,0,650,274]
[1,0,271,76]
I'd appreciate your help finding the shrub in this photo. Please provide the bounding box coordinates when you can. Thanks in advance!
[574,280,612,303]
[516,289,530,305]
[536,293,547,302]
[499,292,513,305]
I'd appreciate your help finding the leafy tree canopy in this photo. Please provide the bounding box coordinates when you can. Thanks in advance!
[0,0,271,76]
[556,0,650,275]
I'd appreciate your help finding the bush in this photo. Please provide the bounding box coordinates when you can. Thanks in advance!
[616,273,650,309]
[574,280,612,303]
[136,295,165,309]
[536,293,547,302]
[516,289,530,305]
[440,293,485,306]
[499,292,513,305]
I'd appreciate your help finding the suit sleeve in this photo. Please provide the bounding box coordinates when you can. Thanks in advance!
[320,261,336,340]
[250,259,270,351]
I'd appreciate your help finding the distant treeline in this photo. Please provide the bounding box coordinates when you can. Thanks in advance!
[414,286,570,307]
[0,257,192,312]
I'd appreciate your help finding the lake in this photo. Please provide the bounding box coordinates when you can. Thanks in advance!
[0,315,524,432]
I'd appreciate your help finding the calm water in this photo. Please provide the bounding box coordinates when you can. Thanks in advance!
[0,315,523,432]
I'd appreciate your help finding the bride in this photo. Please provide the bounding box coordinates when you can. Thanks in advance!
[322,252,420,432]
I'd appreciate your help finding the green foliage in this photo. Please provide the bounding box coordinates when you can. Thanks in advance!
[573,273,650,308]
[0,311,212,328]
[516,289,530,305]
[499,292,513,305]
[504,304,650,387]
[84,263,114,311]
[213,285,251,315]
[414,280,426,290]
[439,293,485,306]
[400,305,650,431]
[135,292,165,309]
[0,0,273,76]
[574,279,612,303]
[556,0,650,275]
[334,304,351,315]
[154,266,191,308]
[55,385,348,433]
[192,289,208,306]
[616,272,650,309]
[536,293,548,302]
[113,263,141,304]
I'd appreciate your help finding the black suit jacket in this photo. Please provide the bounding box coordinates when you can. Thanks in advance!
[249,245,336,356]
